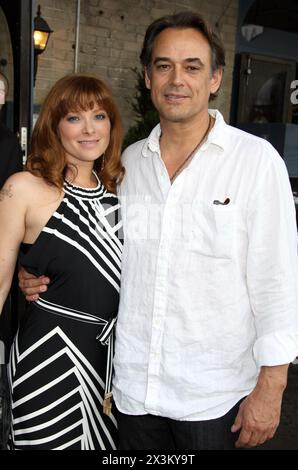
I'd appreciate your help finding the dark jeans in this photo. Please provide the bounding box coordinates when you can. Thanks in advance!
[117,400,243,450]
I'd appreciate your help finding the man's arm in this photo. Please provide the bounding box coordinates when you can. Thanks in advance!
[233,144,298,448]
[18,267,50,301]
[231,364,288,448]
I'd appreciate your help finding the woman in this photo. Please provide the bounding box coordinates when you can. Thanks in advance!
[0,74,124,450]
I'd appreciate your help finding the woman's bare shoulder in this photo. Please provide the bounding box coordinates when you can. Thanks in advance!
[3,170,41,187]
[2,171,51,197]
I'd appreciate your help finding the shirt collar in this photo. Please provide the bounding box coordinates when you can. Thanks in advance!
[141,109,229,158]
[205,109,228,151]
[141,124,162,157]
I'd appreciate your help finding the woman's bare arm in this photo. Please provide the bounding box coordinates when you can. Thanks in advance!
[0,174,27,313]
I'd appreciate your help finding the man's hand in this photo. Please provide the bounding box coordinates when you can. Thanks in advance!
[18,266,50,301]
[231,364,288,448]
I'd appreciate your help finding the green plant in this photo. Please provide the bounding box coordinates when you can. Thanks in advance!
[123,68,159,149]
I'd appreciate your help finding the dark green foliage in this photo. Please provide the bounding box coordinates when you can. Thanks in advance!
[123,68,159,149]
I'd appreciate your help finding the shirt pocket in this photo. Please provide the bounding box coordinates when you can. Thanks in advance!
[191,200,237,259]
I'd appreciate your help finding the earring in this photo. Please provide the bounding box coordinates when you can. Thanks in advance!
[101,153,105,171]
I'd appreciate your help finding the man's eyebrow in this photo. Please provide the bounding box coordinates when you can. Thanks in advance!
[184,58,204,66]
[153,57,171,64]
[153,57,204,66]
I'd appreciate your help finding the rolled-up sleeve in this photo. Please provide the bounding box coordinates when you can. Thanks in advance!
[246,147,298,366]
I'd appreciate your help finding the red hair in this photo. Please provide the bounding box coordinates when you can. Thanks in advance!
[27,74,124,193]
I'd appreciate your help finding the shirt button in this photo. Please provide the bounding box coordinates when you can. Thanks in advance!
[151,351,159,357]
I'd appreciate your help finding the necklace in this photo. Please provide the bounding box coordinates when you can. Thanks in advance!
[170,115,212,183]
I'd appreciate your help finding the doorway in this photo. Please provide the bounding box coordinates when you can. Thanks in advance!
[0,0,33,360]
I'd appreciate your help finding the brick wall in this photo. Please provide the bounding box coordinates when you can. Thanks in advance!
[34,0,239,132]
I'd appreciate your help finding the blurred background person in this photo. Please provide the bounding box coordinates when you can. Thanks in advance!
[0,72,23,364]
[0,72,23,188]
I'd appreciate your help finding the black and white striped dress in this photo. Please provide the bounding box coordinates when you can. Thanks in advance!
[9,173,122,450]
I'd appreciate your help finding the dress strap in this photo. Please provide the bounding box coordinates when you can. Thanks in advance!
[96,316,117,416]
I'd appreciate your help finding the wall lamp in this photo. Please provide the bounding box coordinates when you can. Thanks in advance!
[33,4,53,86]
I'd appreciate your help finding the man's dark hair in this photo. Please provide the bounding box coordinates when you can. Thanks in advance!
[140,11,226,100]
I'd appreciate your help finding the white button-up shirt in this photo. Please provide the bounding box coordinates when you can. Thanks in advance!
[113,110,298,420]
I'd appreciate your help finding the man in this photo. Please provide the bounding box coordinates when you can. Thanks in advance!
[0,72,23,449]
[0,72,23,359]
[19,12,298,450]
[0,73,23,188]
